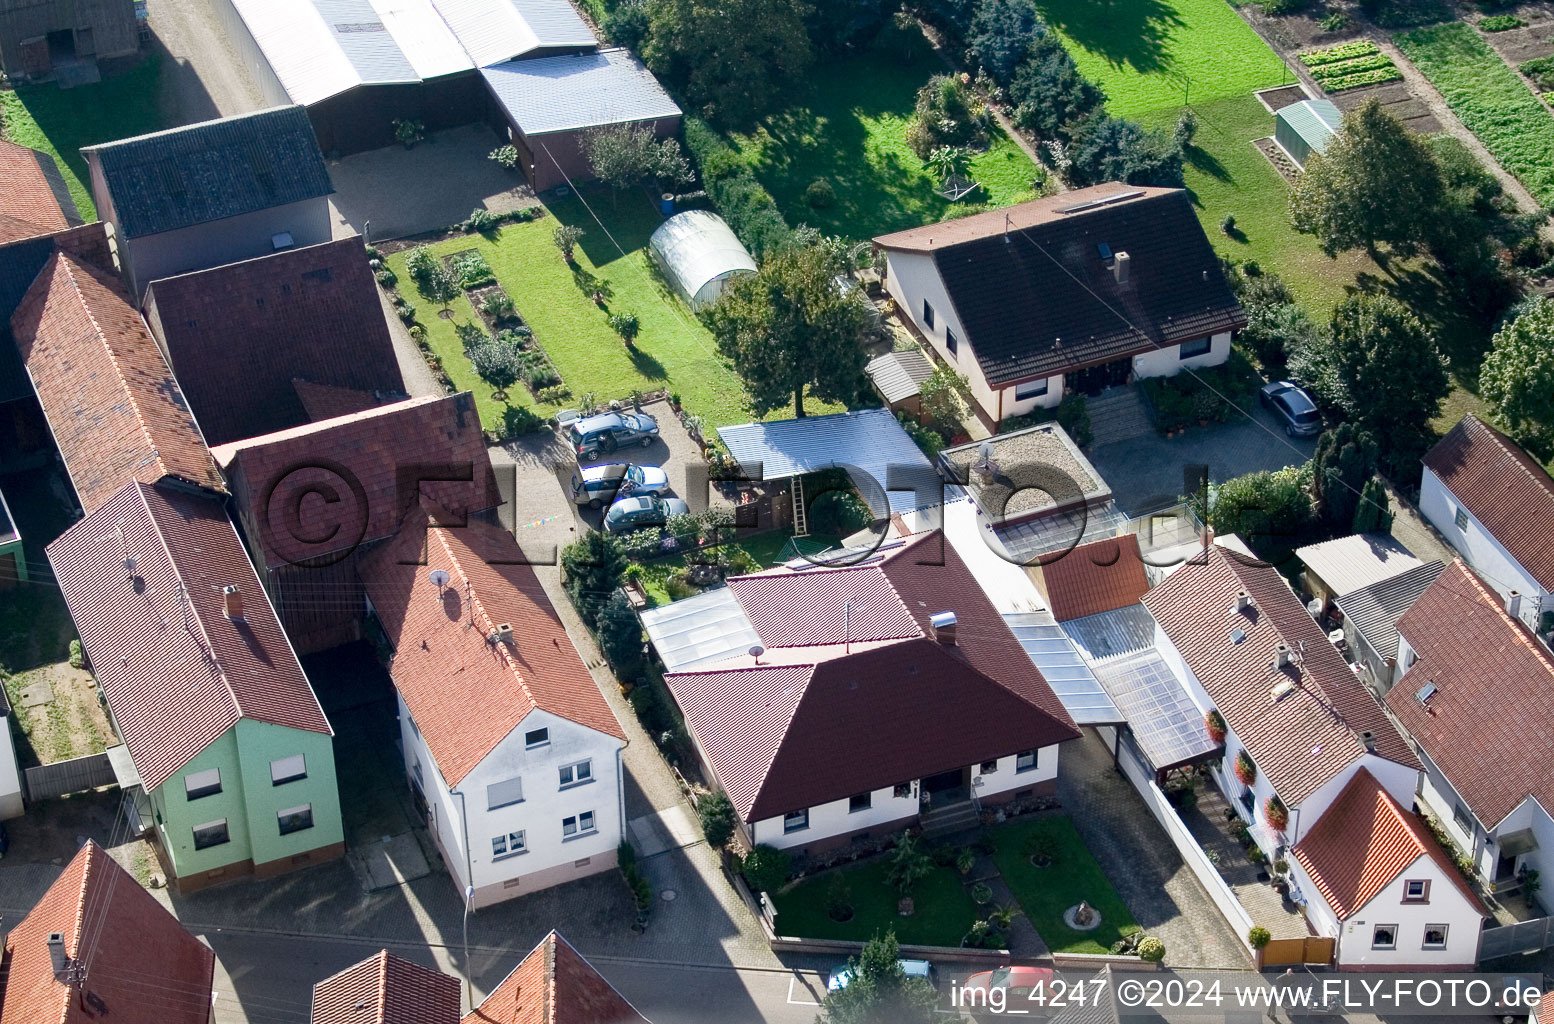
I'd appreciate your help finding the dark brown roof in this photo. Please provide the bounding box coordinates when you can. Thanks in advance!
[311,951,461,1024]
[1292,767,1484,920]
[1423,414,1554,590]
[665,532,1079,821]
[141,237,405,446]
[11,251,225,515]
[1033,534,1150,621]
[47,483,332,791]
[1142,545,1415,805]
[876,185,1244,385]
[0,140,76,243]
[464,931,649,1024]
[1388,560,1554,829]
[1,841,217,1024]
[359,507,624,787]
[211,394,500,570]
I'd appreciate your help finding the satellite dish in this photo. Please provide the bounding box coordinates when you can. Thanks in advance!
[428,569,451,588]
[749,644,766,664]
[971,439,998,479]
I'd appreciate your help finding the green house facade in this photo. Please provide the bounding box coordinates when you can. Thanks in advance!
[51,482,344,891]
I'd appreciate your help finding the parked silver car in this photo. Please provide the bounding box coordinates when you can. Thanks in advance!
[569,463,671,508]
[1259,380,1322,437]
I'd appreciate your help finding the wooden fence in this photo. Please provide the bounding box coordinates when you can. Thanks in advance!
[24,752,115,801]
[1260,936,1335,967]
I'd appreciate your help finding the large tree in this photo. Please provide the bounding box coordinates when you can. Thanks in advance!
[1290,99,1444,263]
[1008,33,1105,142]
[643,0,814,129]
[967,0,1043,85]
[818,931,938,1024]
[1480,296,1554,461]
[708,242,871,418]
[584,123,693,193]
[1311,422,1379,533]
[1327,294,1450,470]
[1066,114,1183,188]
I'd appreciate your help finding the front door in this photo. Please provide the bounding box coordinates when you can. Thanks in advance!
[1064,358,1132,397]
[921,767,969,805]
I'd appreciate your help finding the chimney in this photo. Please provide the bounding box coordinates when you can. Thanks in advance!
[929,611,958,645]
[1112,251,1131,285]
[221,584,244,621]
[1232,589,1254,614]
[1507,590,1523,620]
[1273,642,1293,670]
[46,932,69,981]
[495,622,514,646]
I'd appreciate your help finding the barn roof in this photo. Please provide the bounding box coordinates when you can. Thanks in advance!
[482,48,681,137]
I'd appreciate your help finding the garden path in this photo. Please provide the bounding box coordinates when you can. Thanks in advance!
[1181,788,1309,940]
[963,849,1052,956]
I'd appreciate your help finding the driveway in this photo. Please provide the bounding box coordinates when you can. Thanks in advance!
[1086,405,1319,516]
[328,125,538,243]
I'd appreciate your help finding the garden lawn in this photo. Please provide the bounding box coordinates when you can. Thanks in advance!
[1138,95,1375,311]
[989,816,1141,955]
[1395,21,1554,205]
[0,55,165,219]
[1030,0,1290,118]
[386,190,845,434]
[729,47,1042,240]
[772,859,978,947]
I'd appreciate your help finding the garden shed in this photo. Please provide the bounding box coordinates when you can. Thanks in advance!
[648,210,756,310]
[1275,98,1342,169]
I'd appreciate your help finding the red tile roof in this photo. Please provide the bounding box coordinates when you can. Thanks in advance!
[1292,768,1484,919]
[0,841,216,1024]
[726,563,921,646]
[47,483,332,791]
[11,251,225,516]
[463,931,648,1024]
[0,141,72,243]
[359,507,624,787]
[1423,415,1554,591]
[311,951,461,1024]
[211,394,500,571]
[1142,545,1415,805]
[1388,560,1554,829]
[140,237,405,446]
[665,532,1079,821]
[1033,534,1150,622]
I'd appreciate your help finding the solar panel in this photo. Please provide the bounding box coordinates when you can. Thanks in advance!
[1003,611,1124,726]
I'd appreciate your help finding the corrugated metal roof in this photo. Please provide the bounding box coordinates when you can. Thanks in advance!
[375,0,471,79]
[315,0,419,85]
[865,348,934,404]
[482,48,680,137]
[1278,98,1342,153]
[717,407,941,517]
[434,0,594,68]
[640,587,762,672]
[1296,532,1422,598]
[1003,610,1124,725]
[228,0,362,105]
[1333,560,1445,661]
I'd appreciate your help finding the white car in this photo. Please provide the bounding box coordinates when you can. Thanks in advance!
[569,464,671,508]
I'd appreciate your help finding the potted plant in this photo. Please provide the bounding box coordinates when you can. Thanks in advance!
[1234,750,1258,787]
[610,311,640,347]
[393,118,425,148]
[1204,709,1227,745]
[1263,795,1290,833]
[971,882,993,905]
[1248,926,1271,967]
[955,847,976,876]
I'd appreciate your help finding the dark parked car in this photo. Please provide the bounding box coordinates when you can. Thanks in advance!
[1260,380,1322,437]
[603,494,690,533]
[568,412,659,458]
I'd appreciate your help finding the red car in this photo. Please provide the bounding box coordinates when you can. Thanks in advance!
[961,966,1056,1017]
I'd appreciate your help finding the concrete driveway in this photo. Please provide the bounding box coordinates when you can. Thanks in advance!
[1086,403,1319,517]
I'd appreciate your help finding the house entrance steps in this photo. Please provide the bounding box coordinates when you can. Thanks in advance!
[1084,386,1154,447]
[920,799,980,840]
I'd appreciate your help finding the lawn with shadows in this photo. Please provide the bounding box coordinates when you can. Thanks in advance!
[1031,0,1291,119]
[772,858,979,947]
[387,190,846,433]
[0,54,166,219]
[728,45,1043,240]
[989,816,1141,955]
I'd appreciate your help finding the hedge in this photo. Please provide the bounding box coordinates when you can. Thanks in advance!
[683,116,792,258]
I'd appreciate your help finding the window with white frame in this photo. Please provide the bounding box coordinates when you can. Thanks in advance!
[1015,749,1039,773]
[558,760,593,788]
[184,768,222,801]
[848,792,871,813]
[1422,924,1448,950]
[1014,379,1047,401]
[783,809,809,833]
[492,830,527,859]
[270,754,306,786]
[193,818,230,850]
[487,776,524,810]
[277,804,314,835]
[562,811,596,838]
[1372,924,1398,950]
[1403,879,1430,903]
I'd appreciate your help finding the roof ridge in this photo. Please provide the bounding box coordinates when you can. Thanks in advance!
[375,949,391,1018]
[545,931,557,1024]
[429,522,541,720]
[1449,560,1554,680]
[57,255,172,484]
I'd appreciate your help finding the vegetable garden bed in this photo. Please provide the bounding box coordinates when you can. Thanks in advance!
[1299,41,1404,91]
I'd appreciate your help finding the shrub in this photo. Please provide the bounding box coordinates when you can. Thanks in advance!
[825,873,853,920]
[1478,13,1524,30]
[1022,830,1058,866]
[603,0,650,49]
[1221,214,1236,235]
[454,321,489,351]
[628,678,675,735]
[468,338,524,395]
[392,118,424,146]
[598,589,644,677]
[804,178,835,209]
[374,266,398,287]
[886,833,934,896]
[502,405,547,436]
[1248,926,1272,950]
[1136,936,1166,962]
[682,117,792,258]
[1319,10,1350,29]
[465,208,500,234]
[741,845,791,894]
[907,74,989,159]
[808,488,874,535]
[553,224,584,261]
[481,292,516,321]
[1173,109,1198,149]
[536,384,571,404]
[967,0,1043,85]
[698,789,737,848]
[1261,0,1306,14]
[1522,56,1554,90]
[453,251,495,289]
[489,145,520,169]
[955,847,976,875]
[406,245,437,284]
[609,311,641,342]
[68,639,85,669]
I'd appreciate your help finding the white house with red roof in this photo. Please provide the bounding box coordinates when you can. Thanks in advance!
[1142,544,1419,858]
[656,532,1079,853]
[359,508,627,909]
[1387,560,1554,898]
[1289,768,1485,969]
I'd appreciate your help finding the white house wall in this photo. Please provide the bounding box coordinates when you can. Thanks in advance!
[0,722,21,819]
[1131,332,1231,378]
[1419,468,1547,629]
[1485,795,1553,891]
[1295,755,1420,846]
[1337,855,1482,967]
